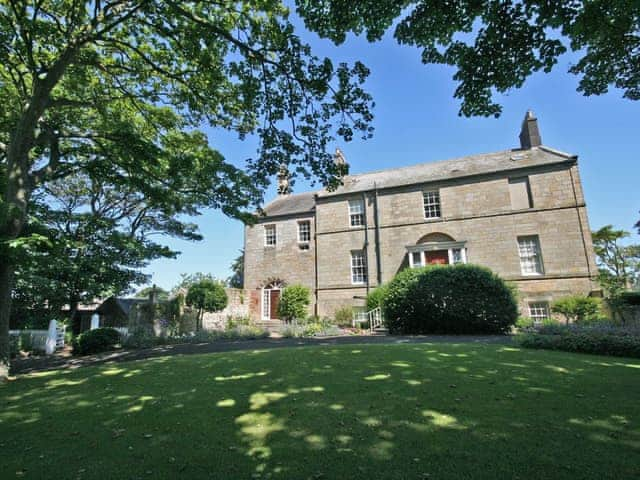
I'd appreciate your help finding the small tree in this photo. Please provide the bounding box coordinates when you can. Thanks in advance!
[228,250,245,289]
[185,280,228,331]
[278,285,311,323]
[551,295,601,325]
[366,284,389,311]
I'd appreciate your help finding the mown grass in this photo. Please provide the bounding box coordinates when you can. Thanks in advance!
[1,344,639,479]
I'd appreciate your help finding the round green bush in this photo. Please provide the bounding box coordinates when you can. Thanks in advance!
[73,327,121,355]
[383,265,518,334]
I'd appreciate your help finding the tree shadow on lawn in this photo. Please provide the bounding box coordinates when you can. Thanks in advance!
[1,344,639,479]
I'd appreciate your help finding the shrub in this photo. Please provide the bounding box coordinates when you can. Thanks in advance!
[226,315,252,329]
[515,317,535,330]
[123,326,158,349]
[620,291,640,306]
[551,295,601,325]
[366,284,389,311]
[334,306,353,327]
[278,285,311,322]
[519,331,640,358]
[73,328,121,355]
[384,265,518,335]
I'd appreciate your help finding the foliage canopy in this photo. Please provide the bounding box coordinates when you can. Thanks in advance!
[296,0,640,116]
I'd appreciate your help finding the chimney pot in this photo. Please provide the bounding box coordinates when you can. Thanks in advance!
[519,110,542,149]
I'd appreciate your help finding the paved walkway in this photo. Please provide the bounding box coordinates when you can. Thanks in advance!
[10,334,514,375]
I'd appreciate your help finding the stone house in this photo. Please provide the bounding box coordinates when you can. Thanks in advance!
[244,112,599,325]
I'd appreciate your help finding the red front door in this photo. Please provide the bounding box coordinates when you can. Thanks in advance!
[269,290,281,320]
[425,250,449,265]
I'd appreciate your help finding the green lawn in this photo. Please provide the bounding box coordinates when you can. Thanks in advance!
[1,344,639,479]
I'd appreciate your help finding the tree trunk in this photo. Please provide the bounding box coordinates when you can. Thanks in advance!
[0,44,79,382]
[1,143,32,381]
[0,259,13,381]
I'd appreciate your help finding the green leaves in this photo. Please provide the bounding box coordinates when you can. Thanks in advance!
[185,279,228,317]
[277,284,311,321]
[296,0,640,117]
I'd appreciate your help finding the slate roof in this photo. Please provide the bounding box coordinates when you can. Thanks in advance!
[96,297,147,316]
[261,190,317,217]
[259,145,575,216]
[317,145,574,197]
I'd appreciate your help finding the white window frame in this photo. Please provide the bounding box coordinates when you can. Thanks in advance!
[518,235,544,275]
[348,199,365,227]
[264,224,276,247]
[423,190,441,220]
[262,288,271,320]
[298,220,311,244]
[528,302,550,324]
[350,250,367,284]
[407,242,467,268]
[262,282,284,321]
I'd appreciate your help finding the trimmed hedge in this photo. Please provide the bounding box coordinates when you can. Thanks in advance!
[519,331,640,358]
[384,264,518,334]
[73,327,121,355]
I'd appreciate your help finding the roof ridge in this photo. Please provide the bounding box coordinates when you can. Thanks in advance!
[344,148,515,179]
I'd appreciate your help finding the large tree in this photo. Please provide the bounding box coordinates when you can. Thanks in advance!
[0,1,373,379]
[228,249,244,288]
[11,172,199,328]
[296,0,640,117]
[592,225,640,293]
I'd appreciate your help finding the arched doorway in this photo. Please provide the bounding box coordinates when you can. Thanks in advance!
[407,233,467,267]
[261,280,285,321]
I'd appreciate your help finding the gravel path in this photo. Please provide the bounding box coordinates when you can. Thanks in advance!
[10,334,514,375]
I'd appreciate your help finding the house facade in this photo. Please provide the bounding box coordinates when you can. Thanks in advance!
[244,112,599,325]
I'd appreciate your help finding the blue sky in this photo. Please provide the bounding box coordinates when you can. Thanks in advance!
[143,21,640,292]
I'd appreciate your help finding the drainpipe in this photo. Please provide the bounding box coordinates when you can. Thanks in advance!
[373,182,382,286]
[362,192,370,297]
[313,197,319,317]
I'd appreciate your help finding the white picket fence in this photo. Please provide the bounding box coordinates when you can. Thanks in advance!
[10,320,66,355]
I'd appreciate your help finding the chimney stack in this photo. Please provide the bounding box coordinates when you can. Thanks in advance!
[333,148,349,177]
[149,284,158,304]
[334,148,347,168]
[277,164,290,195]
[519,110,542,149]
